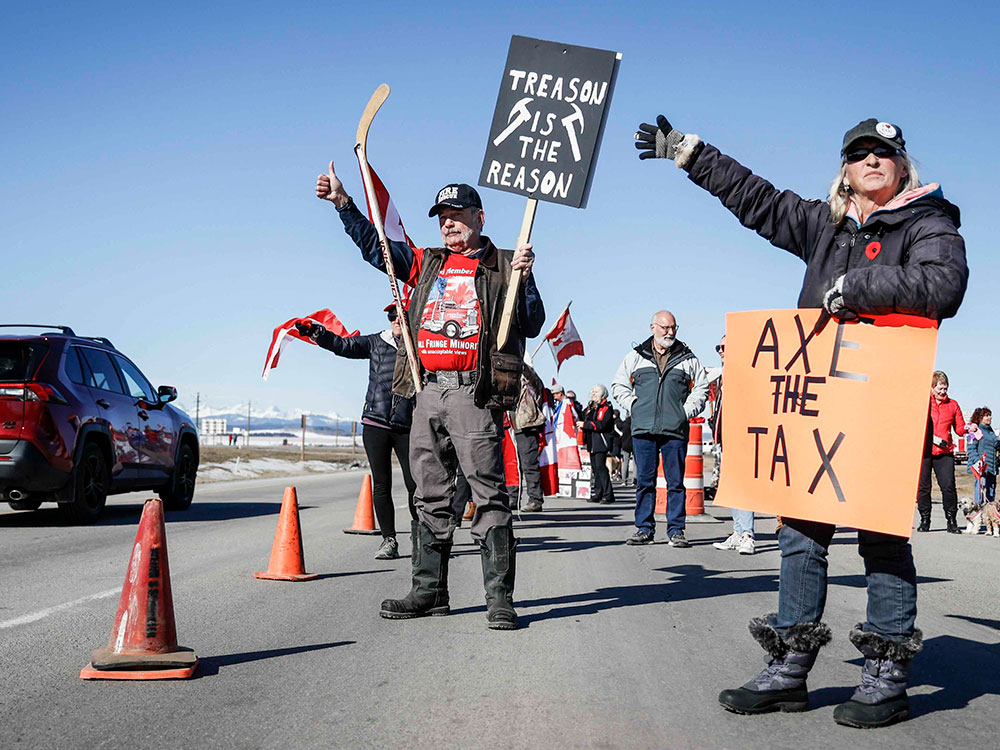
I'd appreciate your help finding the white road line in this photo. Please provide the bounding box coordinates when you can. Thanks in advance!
[0,588,120,630]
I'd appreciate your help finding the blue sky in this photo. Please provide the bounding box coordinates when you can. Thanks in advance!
[3,1,997,420]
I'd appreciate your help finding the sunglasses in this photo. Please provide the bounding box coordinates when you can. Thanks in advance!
[844,145,900,163]
[387,310,398,322]
[715,345,725,353]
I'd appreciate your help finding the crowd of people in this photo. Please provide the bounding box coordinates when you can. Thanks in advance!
[307,114,970,729]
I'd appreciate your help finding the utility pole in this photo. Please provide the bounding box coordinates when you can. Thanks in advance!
[246,400,251,450]
[301,414,306,462]
[195,392,200,431]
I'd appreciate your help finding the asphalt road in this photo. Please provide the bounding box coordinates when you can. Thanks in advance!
[3,473,998,750]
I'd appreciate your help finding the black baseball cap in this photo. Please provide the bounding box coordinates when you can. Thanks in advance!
[841,118,906,155]
[428,183,483,217]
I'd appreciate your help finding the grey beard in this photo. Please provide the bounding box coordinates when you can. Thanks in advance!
[655,335,675,349]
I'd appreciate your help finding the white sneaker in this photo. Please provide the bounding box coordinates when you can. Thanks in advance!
[738,533,756,555]
[713,531,741,551]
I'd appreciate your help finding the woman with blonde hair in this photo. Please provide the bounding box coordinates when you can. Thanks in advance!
[636,116,967,727]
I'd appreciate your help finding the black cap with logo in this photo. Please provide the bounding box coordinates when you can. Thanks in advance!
[841,118,906,155]
[428,183,483,217]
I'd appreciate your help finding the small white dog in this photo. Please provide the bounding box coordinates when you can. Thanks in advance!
[960,496,1000,537]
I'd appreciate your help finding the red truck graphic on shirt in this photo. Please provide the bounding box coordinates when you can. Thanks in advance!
[421,297,478,340]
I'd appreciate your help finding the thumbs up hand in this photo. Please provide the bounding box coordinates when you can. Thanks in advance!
[316,160,350,208]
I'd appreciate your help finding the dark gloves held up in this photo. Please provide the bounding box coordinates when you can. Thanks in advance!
[295,321,325,340]
[635,115,685,160]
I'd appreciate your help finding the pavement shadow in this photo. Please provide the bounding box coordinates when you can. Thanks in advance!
[195,641,355,677]
[449,536,625,557]
[312,569,393,581]
[945,614,1000,632]
[513,564,782,624]
[0,501,301,527]
[907,635,1000,716]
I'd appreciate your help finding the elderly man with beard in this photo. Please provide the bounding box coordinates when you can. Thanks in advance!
[317,165,545,631]
[612,310,708,547]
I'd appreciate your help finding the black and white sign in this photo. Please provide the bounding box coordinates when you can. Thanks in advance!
[478,36,620,209]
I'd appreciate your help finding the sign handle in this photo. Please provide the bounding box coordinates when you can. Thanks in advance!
[495,197,538,350]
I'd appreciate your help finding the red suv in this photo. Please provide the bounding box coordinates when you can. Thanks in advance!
[0,325,199,522]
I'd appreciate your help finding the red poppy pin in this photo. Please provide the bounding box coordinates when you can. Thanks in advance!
[865,241,882,260]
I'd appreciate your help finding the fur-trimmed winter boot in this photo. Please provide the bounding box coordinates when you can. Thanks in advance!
[380,522,451,619]
[480,525,518,630]
[833,625,923,728]
[718,615,832,714]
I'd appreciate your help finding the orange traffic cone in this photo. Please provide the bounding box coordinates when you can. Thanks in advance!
[343,474,380,535]
[81,498,198,680]
[254,486,319,581]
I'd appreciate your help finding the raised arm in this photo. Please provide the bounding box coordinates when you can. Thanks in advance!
[317,160,422,286]
[636,115,829,261]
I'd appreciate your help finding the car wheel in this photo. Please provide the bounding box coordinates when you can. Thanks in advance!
[8,499,43,511]
[62,443,109,524]
[444,322,460,339]
[160,443,197,511]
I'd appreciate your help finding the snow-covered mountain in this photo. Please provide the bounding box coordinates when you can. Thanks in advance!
[175,402,351,432]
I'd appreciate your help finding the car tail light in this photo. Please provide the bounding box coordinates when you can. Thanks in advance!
[0,382,69,404]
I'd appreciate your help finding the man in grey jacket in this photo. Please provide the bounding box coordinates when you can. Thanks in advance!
[612,310,708,547]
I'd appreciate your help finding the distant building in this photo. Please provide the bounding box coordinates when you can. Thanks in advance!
[201,418,227,435]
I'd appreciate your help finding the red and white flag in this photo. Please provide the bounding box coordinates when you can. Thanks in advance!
[555,399,582,470]
[356,159,418,252]
[544,303,584,371]
[538,399,559,496]
[262,309,359,380]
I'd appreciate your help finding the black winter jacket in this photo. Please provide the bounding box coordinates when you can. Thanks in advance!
[314,329,413,429]
[685,144,968,319]
[582,398,615,453]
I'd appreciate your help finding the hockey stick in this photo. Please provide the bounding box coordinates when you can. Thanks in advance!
[354,83,423,393]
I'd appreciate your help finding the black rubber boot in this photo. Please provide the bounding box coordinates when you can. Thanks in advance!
[380,522,451,619]
[719,615,832,714]
[481,525,518,630]
[834,625,923,728]
[945,510,961,534]
[916,511,931,532]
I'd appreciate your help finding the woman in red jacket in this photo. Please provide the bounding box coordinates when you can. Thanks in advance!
[916,371,966,533]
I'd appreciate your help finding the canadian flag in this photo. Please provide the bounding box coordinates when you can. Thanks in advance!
[538,399,559,496]
[555,399,582,470]
[357,160,418,252]
[262,310,359,380]
[544,303,584,371]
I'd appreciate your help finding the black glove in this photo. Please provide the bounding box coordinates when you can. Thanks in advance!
[295,321,325,340]
[635,115,685,160]
[822,275,857,320]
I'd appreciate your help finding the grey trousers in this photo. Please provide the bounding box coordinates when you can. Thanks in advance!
[409,381,511,541]
[514,427,543,505]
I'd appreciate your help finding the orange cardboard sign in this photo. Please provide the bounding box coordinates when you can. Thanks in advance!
[716,310,938,538]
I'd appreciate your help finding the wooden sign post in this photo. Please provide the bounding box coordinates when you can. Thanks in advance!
[479,36,621,348]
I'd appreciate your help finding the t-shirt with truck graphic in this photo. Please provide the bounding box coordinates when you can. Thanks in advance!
[417,253,481,372]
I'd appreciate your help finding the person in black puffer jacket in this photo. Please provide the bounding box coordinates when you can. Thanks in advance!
[297,304,416,561]
[581,385,615,504]
[636,116,967,729]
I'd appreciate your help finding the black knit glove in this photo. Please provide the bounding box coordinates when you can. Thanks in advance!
[635,115,685,160]
[295,321,325,340]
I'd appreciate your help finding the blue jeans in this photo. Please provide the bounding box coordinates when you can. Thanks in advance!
[775,518,917,641]
[732,509,755,536]
[633,434,686,537]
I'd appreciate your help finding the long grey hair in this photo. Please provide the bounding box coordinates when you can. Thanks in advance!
[827,153,920,227]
